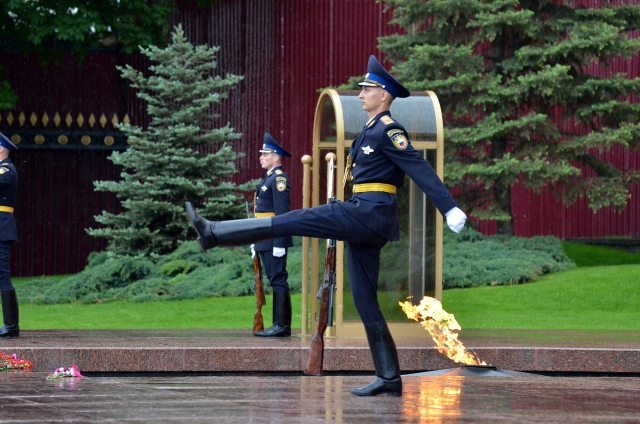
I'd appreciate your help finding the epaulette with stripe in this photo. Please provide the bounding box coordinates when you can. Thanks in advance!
[380,115,395,125]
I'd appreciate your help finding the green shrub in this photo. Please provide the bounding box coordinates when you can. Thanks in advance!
[443,228,576,289]
[562,241,640,267]
[159,259,200,277]
[17,231,575,303]
[18,240,304,304]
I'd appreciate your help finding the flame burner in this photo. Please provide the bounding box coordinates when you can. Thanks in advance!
[405,365,536,377]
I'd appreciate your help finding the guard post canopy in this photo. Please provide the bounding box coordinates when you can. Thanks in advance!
[305,89,445,338]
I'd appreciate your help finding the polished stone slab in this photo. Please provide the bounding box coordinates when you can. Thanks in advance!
[1,372,639,423]
[1,329,639,375]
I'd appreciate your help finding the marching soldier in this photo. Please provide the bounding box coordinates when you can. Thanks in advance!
[0,132,19,338]
[185,55,467,396]
[252,132,294,337]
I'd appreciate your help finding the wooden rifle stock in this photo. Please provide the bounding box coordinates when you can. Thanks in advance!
[304,154,337,376]
[252,254,266,334]
[304,237,336,376]
[246,201,266,334]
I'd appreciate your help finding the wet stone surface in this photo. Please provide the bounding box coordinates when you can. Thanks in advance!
[1,372,639,423]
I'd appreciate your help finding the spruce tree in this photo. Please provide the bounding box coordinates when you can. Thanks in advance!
[88,25,251,256]
[378,0,640,234]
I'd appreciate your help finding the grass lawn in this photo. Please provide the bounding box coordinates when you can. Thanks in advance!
[19,294,303,330]
[13,242,640,331]
[442,264,640,330]
[562,242,640,267]
[16,263,639,331]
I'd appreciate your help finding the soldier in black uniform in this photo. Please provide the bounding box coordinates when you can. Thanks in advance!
[0,132,19,338]
[185,55,467,396]
[252,132,294,337]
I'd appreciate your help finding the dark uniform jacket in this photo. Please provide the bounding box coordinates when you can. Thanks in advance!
[254,165,293,251]
[0,158,18,242]
[346,111,457,242]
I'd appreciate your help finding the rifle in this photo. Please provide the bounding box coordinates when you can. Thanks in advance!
[304,156,337,376]
[246,202,266,334]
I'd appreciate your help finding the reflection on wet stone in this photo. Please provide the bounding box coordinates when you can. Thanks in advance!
[2,373,639,422]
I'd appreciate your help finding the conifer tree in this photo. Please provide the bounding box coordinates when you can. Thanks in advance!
[88,25,251,256]
[378,0,640,234]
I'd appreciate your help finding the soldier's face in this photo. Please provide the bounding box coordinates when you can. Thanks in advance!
[359,86,385,114]
[260,152,278,170]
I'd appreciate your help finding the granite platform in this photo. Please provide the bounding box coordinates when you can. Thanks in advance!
[3,372,640,423]
[3,330,640,422]
[2,328,639,375]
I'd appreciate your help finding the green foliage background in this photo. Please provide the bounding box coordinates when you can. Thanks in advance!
[18,231,575,305]
[87,25,253,257]
[375,0,640,234]
[442,229,575,288]
[21,240,304,305]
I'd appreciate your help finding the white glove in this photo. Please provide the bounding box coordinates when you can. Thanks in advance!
[445,207,467,233]
[250,244,256,258]
[273,247,286,257]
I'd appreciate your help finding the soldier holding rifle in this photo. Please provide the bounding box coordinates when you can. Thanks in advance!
[251,132,294,338]
[185,55,467,396]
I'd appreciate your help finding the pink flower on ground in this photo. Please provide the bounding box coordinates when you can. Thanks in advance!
[69,366,83,378]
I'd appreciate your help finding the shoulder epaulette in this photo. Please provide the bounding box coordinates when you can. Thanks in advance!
[380,116,394,125]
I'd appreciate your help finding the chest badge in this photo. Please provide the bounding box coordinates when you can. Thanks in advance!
[362,145,374,155]
[261,185,268,192]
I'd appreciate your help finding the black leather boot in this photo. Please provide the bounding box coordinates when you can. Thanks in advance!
[0,288,19,338]
[255,291,291,337]
[351,320,402,397]
[185,202,273,251]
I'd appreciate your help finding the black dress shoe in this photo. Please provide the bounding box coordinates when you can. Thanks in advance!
[185,202,217,251]
[254,324,291,338]
[351,377,402,397]
[0,324,19,338]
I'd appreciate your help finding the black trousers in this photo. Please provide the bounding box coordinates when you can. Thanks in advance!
[258,251,290,293]
[271,201,389,324]
[0,241,13,291]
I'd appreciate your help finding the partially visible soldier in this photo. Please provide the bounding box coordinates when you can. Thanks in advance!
[251,132,294,337]
[0,132,19,338]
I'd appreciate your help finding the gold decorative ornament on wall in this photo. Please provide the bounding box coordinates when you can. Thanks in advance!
[81,135,91,146]
[57,135,69,145]
[34,134,45,145]
[10,134,20,144]
[104,136,114,146]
